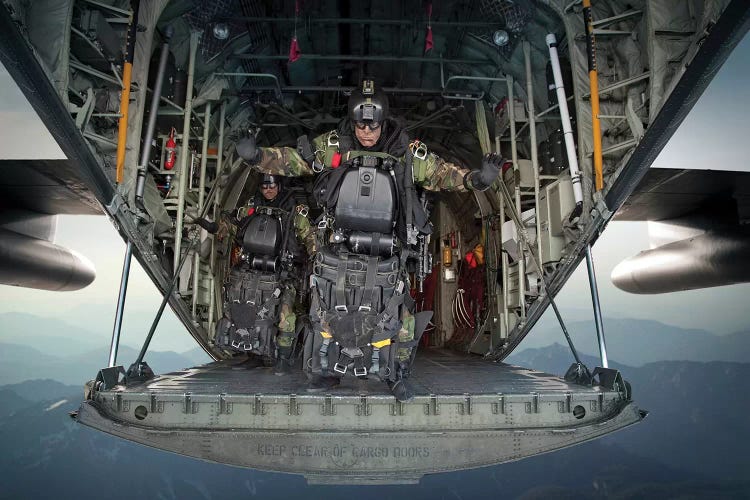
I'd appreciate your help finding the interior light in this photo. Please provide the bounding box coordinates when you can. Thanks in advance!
[493,30,509,47]
[213,23,229,40]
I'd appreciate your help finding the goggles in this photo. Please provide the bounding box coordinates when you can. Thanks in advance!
[260,183,277,190]
[354,121,382,131]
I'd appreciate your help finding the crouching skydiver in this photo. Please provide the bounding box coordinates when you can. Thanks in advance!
[214,174,315,374]
[235,80,502,401]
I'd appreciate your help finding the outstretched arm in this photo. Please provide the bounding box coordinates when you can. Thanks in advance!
[236,135,314,177]
[413,149,502,192]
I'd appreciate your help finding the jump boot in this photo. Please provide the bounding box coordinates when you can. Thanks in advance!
[274,346,293,376]
[387,361,414,402]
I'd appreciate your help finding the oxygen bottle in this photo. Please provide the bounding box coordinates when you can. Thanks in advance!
[164,128,176,170]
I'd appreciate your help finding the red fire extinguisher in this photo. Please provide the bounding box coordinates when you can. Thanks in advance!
[164,128,176,170]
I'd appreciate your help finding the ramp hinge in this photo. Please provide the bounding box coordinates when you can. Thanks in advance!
[526,393,539,414]
[288,394,301,416]
[390,400,406,416]
[252,394,266,415]
[183,393,197,414]
[355,395,371,416]
[459,393,473,415]
[492,394,505,415]
[150,393,164,414]
[559,393,572,413]
[424,394,440,416]
[114,393,130,413]
[320,395,336,416]
[218,394,232,415]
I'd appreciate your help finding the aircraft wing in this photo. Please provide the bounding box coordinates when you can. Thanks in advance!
[611,167,750,293]
[0,32,112,291]
[615,167,750,223]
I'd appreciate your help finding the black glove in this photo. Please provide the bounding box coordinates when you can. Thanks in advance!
[469,153,503,191]
[236,135,262,164]
[193,217,219,234]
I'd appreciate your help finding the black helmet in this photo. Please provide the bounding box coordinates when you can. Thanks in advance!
[261,174,279,186]
[348,79,389,124]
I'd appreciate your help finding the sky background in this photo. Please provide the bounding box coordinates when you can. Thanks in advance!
[0,33,748,357]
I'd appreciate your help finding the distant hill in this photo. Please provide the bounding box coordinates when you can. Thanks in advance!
[506,341,636,376]
[1,379,80,402]
[0,343,197,386]
[180,346,212,365]
[0,312,102,357]
[0,389,31,417]
[519,318,750,366]
[0,310,197,356]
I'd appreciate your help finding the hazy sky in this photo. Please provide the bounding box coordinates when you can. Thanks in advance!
[1,34,748,357]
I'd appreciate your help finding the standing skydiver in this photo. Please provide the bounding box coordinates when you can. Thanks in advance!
[235,80,502,400]
[214,174,315,374]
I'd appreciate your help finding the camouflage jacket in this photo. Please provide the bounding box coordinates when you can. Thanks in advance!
[251,128,476,193]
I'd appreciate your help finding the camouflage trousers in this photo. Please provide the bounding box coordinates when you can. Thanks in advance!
[398,309,415,362]
[277,284,297,348]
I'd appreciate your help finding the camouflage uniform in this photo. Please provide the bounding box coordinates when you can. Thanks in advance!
[255,131,476,192]
[218,188,314,364]
[248,120,475,366]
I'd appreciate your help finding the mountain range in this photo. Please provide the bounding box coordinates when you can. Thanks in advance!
[515,317,750,366]
[0,312,211,385]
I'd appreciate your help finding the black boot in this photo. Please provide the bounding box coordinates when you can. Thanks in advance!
[387,362,414,402]
[274,347,293,376]
[306,373,341,392]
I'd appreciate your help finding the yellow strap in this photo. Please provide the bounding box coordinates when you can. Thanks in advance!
[321,331,332,339]
[371,339,391,349]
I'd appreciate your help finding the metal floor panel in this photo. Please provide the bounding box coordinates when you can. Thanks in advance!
[134,348,591,397]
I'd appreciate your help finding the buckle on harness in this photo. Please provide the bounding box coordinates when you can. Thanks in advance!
[335,305,348,312]
[296,205,309,218]
[327,131,339,147]
[333,363,347,374]
[410,140,428,160]
[354,366,368,377]
[358,305,371,313]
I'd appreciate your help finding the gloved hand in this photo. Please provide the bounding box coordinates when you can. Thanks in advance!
[470,153,503,191]
[236,135,262,164]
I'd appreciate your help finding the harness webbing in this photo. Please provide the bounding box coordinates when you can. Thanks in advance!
[335,252,348,309]
[361,255,379,310]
